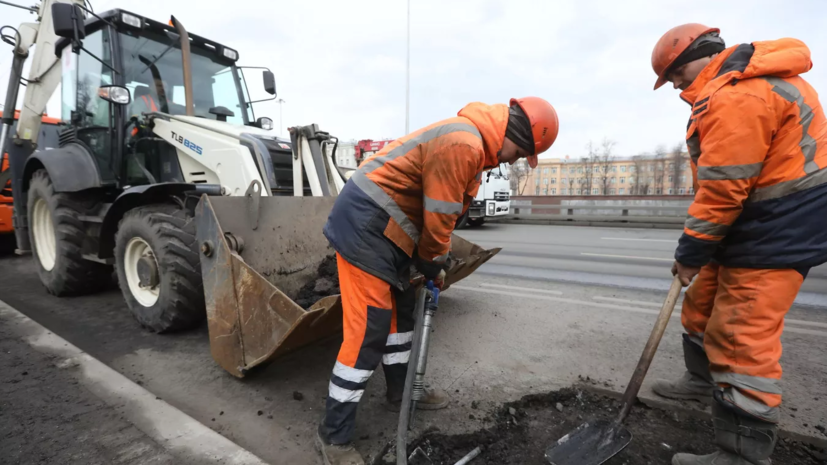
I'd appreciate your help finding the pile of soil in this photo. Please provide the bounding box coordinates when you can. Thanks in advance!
[294,255,339,309]
[383,388,827,465]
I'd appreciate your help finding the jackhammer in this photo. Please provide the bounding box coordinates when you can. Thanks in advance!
[396,280,440,465]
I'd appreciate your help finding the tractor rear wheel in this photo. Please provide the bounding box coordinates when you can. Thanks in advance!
[114,204,204,332]
[27,169,111,295]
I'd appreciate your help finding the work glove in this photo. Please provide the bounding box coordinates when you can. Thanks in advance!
[414,255,443,282]
[433,269,447,290]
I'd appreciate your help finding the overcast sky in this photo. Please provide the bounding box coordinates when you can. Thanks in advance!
[2,0,826,160]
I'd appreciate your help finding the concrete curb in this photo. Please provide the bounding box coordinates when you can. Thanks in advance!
[578,384,827,449]
[0,299,269,465]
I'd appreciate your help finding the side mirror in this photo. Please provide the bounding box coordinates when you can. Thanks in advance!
[256,117,273,130]
[52,3,85,41]
[98,85,131,105]
[263,71,276,96]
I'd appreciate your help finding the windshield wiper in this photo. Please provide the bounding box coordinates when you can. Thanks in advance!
[127,31,180,82]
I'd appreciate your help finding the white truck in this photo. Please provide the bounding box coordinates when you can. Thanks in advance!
[456,164,511,228]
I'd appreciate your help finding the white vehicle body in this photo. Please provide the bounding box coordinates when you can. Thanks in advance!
[464,165,510,226]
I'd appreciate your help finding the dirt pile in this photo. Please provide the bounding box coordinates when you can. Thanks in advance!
[295,255,339,309]
[381,388,827,465]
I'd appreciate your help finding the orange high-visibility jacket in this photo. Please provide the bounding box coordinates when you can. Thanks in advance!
[676,39,827,269]
[324,103,506,287]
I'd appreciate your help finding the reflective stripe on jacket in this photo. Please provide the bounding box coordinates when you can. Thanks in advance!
[324,103,506,287]
[676,39,827,269]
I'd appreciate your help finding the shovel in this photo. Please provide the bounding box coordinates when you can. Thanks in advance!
[545,276,683,465]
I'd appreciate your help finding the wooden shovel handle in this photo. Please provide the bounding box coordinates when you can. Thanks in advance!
[615,276,683,424]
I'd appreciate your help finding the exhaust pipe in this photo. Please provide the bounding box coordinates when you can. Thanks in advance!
[169,16,194,117]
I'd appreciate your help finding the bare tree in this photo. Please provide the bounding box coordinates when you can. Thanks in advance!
[585,142,600,195]
[509,160,532,195]
[563,162,576,195]
[670,142,685,194]
[653,145,667,195]
[588,139,617,195]
[631,155,648,195]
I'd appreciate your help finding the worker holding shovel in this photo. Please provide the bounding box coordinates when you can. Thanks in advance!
[651,24,827,465]
[315,97,559,465]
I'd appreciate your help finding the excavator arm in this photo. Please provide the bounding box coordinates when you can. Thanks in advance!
[1,0,84,251]
[2,0,82,146]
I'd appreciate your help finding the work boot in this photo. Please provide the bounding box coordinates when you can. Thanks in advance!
[384,383,450,412]
[653,334,715,404]
[672,401,777,465]
[315,426,365,465]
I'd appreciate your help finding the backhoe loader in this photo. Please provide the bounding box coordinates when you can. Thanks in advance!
[0,0,500,378]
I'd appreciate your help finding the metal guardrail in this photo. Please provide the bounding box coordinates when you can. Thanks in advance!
[502,200,690,226]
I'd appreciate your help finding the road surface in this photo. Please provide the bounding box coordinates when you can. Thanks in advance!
[0,223,824,464]
[458,222,827,305]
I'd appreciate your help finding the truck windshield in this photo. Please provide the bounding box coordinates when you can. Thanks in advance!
[119,30,251,125]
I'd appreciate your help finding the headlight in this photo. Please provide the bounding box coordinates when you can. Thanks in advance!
[223,47,239,61]
[98,85,131,105]
[121,13,142,28]
[487,203,495,216]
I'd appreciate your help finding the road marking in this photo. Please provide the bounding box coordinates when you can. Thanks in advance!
[581,253,674,262]
[453,284,675,317]
[485,283,563,295]
[450,285,827,338]
[0,299,267,465]
[592,296,827,329]
[601,237,677,243]
[594,296,674,307]
[785,318,827,329]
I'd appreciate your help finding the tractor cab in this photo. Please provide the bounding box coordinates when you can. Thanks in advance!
[53,7,277,187]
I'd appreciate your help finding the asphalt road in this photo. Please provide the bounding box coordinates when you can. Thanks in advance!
[457,223,827,305]
[0,224,825,464]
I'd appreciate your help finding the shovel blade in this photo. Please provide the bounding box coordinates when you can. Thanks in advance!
[408,446,433,464]
[545,419,632,465]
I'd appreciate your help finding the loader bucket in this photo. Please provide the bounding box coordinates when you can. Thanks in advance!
[195,194,501,378]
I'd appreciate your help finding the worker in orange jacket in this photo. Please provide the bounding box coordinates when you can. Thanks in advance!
[651,24,827,465]
[316,98,559,465]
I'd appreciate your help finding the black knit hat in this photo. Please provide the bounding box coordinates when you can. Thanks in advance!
[668,31,726,74]
[506,104,535,155]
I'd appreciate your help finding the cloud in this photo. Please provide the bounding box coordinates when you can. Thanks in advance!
[1,0,825,159]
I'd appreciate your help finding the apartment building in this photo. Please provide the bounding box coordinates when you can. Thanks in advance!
[519,155,695,196]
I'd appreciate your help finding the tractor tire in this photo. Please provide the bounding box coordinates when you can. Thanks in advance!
[0,233,15,256]
[27,169,111,295]
[114,204,205,332]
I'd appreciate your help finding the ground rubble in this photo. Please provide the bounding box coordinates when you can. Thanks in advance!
[373,387,827,465]
[294,255,340,309]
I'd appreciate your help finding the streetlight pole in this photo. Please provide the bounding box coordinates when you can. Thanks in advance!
[405,0,410,135]
[277,98,285,137]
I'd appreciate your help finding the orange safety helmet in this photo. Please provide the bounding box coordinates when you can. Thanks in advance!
[652,23,720,90]
[510,97,559,168]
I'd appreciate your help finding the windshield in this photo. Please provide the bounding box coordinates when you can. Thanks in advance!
[119,29,251,125]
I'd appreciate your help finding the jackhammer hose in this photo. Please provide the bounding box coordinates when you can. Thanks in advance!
[396,284,429,465]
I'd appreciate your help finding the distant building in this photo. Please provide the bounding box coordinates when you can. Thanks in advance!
[521,154,695,196]
[326,141,358,169]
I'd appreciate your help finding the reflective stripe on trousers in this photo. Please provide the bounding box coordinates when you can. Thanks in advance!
[680,263,803,423]
[321,254,415,444]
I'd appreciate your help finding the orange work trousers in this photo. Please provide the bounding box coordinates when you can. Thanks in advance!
[320,253,415,444]
[682,262,804,423]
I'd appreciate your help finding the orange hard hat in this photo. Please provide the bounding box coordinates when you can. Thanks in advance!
[510,97,559,168]
[652,23,720,90]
